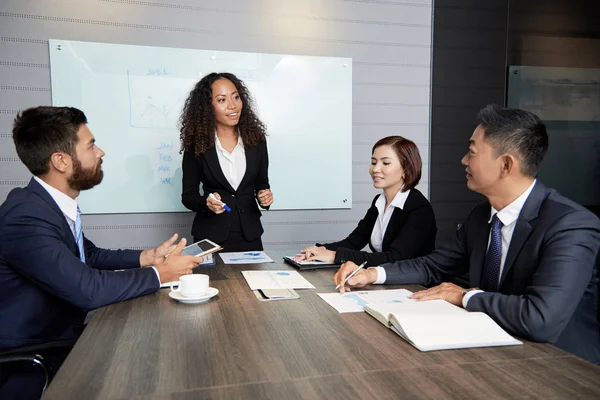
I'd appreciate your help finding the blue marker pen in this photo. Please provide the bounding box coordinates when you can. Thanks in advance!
[208,193,231,212]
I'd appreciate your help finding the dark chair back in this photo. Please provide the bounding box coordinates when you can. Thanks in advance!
[0,341,74,399]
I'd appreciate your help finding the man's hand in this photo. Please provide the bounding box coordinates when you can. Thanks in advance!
[140,233,180,267]
[257,189,273,207]
[154,239,203,283]
[333,261,377,294]
[297,245,335,263]
[410,282,465,307]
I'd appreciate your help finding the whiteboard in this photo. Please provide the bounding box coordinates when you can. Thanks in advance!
[49,40,352,213]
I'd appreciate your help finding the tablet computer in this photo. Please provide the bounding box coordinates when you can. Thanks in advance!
[180,239,223,258]
[283,256,338,270]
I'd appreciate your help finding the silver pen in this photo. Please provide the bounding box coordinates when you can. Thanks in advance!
[335,261,368,290]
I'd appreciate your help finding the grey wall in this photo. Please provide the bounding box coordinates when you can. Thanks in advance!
[5,0,595,250]
[430,0,509,242]
[0,0,433,250]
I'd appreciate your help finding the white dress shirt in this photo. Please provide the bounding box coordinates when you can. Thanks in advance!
[368,189,410,284]
[33,176,160,285]
[215,133,246,190]
[372,180,537,295]
[462,180,537,307]
[34,176,79,236]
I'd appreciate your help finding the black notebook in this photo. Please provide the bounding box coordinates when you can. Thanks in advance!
[283,256,338,270]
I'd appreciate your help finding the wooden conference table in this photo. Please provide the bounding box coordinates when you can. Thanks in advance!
[44,251,600,399]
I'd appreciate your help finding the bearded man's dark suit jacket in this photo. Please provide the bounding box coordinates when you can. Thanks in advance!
[181,141,270,244]
[0,178,159,351]
[382,181,600,364]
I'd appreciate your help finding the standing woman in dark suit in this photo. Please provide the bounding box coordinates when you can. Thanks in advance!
[180,72,273,251]
[297,136,436,266]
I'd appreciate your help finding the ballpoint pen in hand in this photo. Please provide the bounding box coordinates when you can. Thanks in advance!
[208,193,231,212]
[335,261,368,290]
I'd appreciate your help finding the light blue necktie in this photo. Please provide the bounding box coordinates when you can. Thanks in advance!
[481,214,503,291]
[75,206,86,263]
[77,206,95,323]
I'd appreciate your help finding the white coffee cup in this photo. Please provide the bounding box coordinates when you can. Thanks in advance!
[170,274,209,297]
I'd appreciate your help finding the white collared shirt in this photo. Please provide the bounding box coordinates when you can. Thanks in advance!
[33,176,160,286]
[462,179,537,306]
[215,133,246,190]
[34,176,78,236]
[370,189,411,252]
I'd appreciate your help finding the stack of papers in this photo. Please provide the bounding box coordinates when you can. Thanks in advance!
[241,270,315,290]
[220,251,274,264]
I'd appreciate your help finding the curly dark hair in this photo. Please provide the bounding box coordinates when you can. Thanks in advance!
[179,72,267,156]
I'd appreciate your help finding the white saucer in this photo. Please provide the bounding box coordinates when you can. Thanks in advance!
[168,287,219,304]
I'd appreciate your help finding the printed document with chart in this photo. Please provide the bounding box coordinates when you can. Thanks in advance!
[220,251,274,264]
[241,270,315,290]
[317,289,414,313]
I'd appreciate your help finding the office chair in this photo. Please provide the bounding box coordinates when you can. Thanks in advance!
[0,340,74,399]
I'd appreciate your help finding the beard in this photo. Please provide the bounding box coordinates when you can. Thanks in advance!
[68,156,104,191]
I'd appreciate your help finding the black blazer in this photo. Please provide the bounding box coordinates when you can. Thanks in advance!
[182,140,270,243]
[383,181,600,364]
[321,188,436,267]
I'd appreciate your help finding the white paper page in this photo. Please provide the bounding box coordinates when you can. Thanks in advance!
[364,299,466,326]
[220,252,274,264]
[317,289,414,313]
[241,270,316,290]
[368,299,467,317]
[391,313,522,351]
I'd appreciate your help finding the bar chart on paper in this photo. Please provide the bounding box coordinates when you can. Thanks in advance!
[219,252,274,264]
[317,289,414,313]
[241,270,316,290]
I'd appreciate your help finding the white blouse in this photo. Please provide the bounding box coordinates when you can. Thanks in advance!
[214,133,246,190]
[369,189,411,252]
